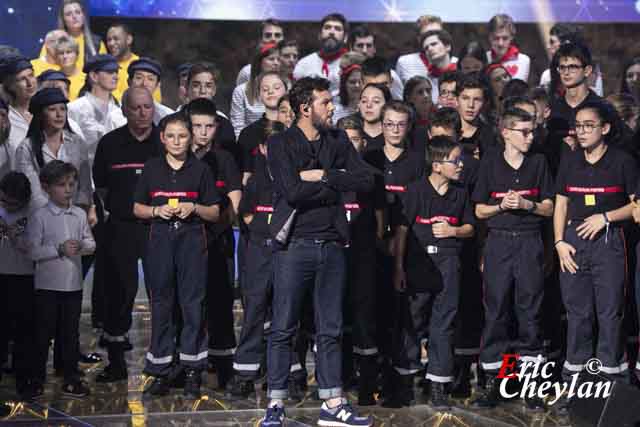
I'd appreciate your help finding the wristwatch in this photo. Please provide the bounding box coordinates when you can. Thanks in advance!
[320,171,329,184]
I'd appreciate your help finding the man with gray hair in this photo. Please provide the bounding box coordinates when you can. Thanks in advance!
[93,86,162,383]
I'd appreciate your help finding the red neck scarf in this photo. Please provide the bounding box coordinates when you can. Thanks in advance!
[491,44,519,64]
[318,47,348,77]
[419,52,431,71]
[428,61,457,78]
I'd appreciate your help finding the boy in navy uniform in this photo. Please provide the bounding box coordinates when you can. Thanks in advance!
[390,136,475,409]
[93,87,162,382]
[187,98,242,389]
[363,101,424,403]
[471,107,554,410]
[338,115,385,405]
[227,121,281,398]
[554,100,637,411]
[133,113,221,399]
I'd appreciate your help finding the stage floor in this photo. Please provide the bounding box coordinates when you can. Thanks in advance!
[0,279,572,427]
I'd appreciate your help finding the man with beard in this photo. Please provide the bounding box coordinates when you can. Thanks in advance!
[106,23,162,103]
[31,30,67,77]
[350,25,404,100]
[0,98,11,180]
[236,19,285,86]
[260,77,374,427]
[293,13,349,100]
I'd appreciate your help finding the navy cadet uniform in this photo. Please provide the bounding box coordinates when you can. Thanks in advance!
[341,172,385,404]
[472,152,554,373]
[364,147,424,382]
[394,178,475,384]
[200,146,241,385]
[555,146,637,381]
[92,125,161,378]
[452,153,484,392]
[233,153,274,382]
[134,153,221,376]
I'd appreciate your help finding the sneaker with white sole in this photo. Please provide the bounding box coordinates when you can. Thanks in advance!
[318,401,372,427]
[260,404,285,427]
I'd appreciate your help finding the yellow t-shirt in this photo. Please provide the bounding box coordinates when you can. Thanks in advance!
[66,70,86,101]
[39,33,107,73]
[31,57,60,77]
[113,52,162,103]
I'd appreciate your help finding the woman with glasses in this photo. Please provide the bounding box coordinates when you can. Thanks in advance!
[553,100,637,413]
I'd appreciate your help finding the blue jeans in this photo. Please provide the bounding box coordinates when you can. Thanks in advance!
[267,239,346,400]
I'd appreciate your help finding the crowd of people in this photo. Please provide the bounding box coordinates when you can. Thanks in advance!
[2,1,640,426]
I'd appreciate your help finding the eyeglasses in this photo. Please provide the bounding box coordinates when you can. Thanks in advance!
[436,156,464,166]
[575,122,602,133]
[556,64,584,74]
[505,127,535,138]
[383,121,408,130]
[439,90,455,98]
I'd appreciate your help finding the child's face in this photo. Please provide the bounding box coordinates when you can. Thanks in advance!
[0,190,27,213]
[161,122,191,159]
[433,146,463,181]
[45,174,76,207]
[345,129,364,152]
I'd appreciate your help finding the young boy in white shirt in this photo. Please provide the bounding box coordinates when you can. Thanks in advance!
[28,161,95,398]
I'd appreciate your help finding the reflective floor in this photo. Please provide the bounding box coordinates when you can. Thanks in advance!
[0,278,573,426]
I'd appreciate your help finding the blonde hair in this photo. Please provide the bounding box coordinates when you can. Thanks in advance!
[488,14,516,36]
[416,15,443,33]
[55,35,80,55]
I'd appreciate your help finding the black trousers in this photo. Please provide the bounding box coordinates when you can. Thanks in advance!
[33,290,82,384]
[560,224,628,381]
[103,219,148,350]
[234,237,273,379]
[480,230,545,372]
[0,274,35,391]
[144,222,208,376]
[454,238,483,360]
[394,252,460,383]
[87,194,107,328]
[346,242,378,358]
[207,228,237,358]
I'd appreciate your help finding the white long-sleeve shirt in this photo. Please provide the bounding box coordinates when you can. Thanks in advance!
[486,50,530,82]
[236,63,252,86]
[67,93,121,168]
[395,54,458,103]
[293,52,343,99]
[27,201,95,292]
[15,130,92,209]
[229,82,265,138]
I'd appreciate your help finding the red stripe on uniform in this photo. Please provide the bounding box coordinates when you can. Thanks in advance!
[385,185,406,193]
[565,186,624,194]
[111,163,145,169]
[415,215,459,225]
[491,188,540,198]
[255,205,273,213]
[150,191,199,198]
[215,180,226,188]
[344,203,361,210]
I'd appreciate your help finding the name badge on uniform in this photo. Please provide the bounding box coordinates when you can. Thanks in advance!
[346,210,351,222]
[585,194,596,206]
[168,198,179,208]
[136,169,142,175]
[267,213,272,224]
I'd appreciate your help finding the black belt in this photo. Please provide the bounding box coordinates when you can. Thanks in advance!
[489,228,539,237]
[290,238,340,246]
[424,245,459,255]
